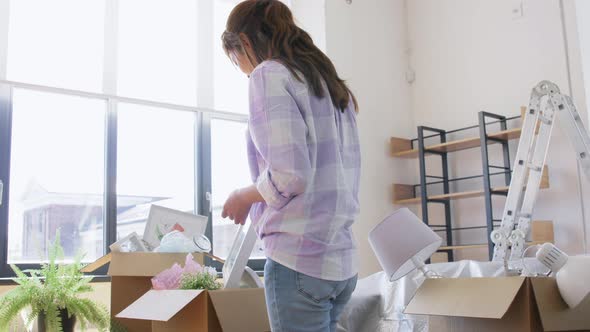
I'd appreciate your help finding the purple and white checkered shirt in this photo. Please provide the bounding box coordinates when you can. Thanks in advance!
[246,60,360,281]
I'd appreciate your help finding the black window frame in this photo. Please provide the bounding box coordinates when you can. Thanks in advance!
[202,113,266,273]
[0,84,265,280]
[0,0,268,280]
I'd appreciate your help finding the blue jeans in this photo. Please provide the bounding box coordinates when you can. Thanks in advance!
[264,259,358,332]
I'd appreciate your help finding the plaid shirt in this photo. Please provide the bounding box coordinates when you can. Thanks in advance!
[246,61,360,281]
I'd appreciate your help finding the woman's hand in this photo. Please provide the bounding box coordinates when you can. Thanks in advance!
[222,185,265,225]
[222,189,253,225]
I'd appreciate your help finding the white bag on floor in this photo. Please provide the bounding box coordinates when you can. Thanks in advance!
[337,260,506,332]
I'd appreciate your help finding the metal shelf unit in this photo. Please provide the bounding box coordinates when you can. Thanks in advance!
[395,111,521,261]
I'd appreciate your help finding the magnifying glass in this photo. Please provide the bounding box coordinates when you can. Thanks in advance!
[193,234,212,253]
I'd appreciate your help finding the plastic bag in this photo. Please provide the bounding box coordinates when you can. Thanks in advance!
[154,230,199,253]
[152,253,205,290]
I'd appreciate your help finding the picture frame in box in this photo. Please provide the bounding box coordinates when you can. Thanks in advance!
[223,222,259,288]
[143,205,208,250]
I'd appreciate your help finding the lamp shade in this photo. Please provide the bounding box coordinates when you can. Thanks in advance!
[537,243,590,308]
[369,208,442,281]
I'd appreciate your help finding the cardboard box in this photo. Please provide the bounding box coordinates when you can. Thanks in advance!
[116,288,270,332]
[94,251,269,332]
[83,252,206,332]
[405,277,590,332]
[112,252,212,332]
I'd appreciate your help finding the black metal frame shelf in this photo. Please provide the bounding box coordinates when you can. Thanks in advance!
[390,114,522,159]
[412,170,511,195]
[417,125,454,262]
[396,111,521,262]
[479,112,513,259]
[409,116,520,150]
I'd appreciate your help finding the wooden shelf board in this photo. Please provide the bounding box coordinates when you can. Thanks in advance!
[439,244,487,250]
[393,149,419,158]
[394,186,512,205]
[439,241,545,251]
[392,128,523,159]
[393,168,549,205]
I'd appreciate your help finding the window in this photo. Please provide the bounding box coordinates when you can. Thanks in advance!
[210,118,264,259]
[117,0,198,105]
[213,0,249,113]
[6,0,105,92]
[116,103,196,241]
[7,89,106,263]
[0,0,309,277]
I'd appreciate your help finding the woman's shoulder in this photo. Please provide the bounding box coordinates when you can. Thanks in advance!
[251,60,291,77]
[249,61,294,92]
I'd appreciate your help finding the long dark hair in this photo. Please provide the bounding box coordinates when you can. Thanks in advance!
[222,0,358,112]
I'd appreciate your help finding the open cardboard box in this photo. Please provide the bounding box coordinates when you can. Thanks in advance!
[84,252,206,331]
[116,287,269,332]
[405,277,590,332]
[85,252,269,332]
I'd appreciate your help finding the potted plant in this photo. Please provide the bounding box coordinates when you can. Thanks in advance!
[0,232,112,332]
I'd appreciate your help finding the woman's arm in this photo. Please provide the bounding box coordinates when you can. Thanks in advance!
[247,64,312,210]
[222,64,311,224]
[239,184,265,204]
[222,184,264,225]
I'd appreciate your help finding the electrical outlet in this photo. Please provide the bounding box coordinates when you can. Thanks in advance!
[512,0,524,19]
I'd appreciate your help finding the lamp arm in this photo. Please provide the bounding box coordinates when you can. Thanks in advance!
[411,256,441,279]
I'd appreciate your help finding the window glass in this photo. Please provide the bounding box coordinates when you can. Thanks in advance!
[213,0,249,114]
[116,103,196,242]
[211,118,264,259]
[8,89,106,263]
[7,0,105,91]
[118,0,198,105]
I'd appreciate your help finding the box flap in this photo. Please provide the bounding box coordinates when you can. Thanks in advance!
[81,253,112,273]
[108,252,204,277]
[209,288,270,332]
[530,277,590,331]
[116,290,205,322]
[405,277,526,319]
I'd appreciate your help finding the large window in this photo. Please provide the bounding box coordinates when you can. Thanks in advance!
[7,90,106,263]
[211,118,264,259]
[0,0,277,276]
[116,104,196,243]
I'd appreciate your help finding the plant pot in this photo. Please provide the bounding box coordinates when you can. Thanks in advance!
[38,309,76,332]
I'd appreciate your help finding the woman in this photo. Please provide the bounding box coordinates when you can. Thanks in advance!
[220,1,360,331]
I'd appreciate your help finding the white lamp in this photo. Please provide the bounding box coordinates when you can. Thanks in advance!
[369,208,443,281]
[536,243,590,308]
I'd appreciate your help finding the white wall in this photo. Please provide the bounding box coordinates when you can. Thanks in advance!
[320,0,590,276]
[291,0,326,52]
[325,0,414,277]
[407,0,589,258]
[575,0,590,117]
[569,0,590,254]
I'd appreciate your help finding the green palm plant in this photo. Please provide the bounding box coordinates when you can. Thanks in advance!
[0,232,111,331]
